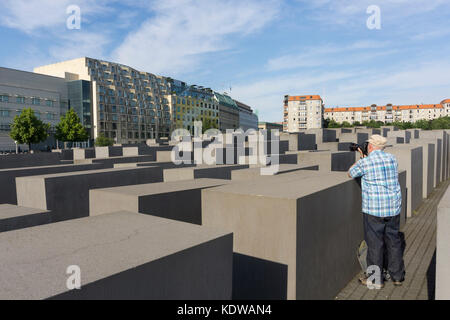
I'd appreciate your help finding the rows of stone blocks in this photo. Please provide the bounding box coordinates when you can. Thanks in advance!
[1,128,449,300]
[0,211,232,299]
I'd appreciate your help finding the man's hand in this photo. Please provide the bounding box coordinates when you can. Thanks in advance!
[358,148,366,158]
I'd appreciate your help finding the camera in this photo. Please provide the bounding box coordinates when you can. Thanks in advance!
[349,141,369,156]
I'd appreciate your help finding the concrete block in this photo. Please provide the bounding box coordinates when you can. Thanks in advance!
[339,133,369,146]
[316,142,339,151]
[306,129,337,143]
[0,153,62,169]
[288,133,317,151]
[385,146,423,217]
[387,130,411,143]
[163,164,249,182]
[386,137,405,145]
[52,149,74,160]
[0,211,232,299]
[231,164,318,180]
[16,166,164,222]
[202,171,363,300]
[437,186,450,300]
[123,147,145,157]
[95,146,123,158]
[91,155,156,166]
[73,148,95,160]
[90,179,232,224]
[410,140,436,197]
[0,163,107,205]
[296,151,355,172]
[0,204,51,233]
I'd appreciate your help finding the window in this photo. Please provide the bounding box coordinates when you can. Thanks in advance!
[32,98,40,105]
[46,100,54,107]
[0,110,10,117]
[16,96,25,104]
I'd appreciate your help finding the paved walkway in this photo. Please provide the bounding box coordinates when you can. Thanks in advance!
[336,179,449,300]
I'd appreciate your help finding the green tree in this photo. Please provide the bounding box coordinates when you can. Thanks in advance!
[414,119,431,130]
[341,121,352,128]
[95,133,114,146]
[55,109,89,148]
[9,108,50,151]
[353,121,362,127]
[327,120,341,128]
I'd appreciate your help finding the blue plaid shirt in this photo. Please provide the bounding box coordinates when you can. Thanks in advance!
[349,149,401,217]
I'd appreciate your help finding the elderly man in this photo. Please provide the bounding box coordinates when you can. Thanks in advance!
[348,134,405,289]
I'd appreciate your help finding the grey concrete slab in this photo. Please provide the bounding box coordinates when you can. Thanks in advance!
[16,166,164,222]
[0,204,51,233]
[90,179,232,224]
[0,153,62,169]
[123,146,154,156]
[52,149,73,160]
[387,130,411,143]
[288,133,317,151]
[339,133,369,146]
[0,163,107,205]
[306,129,337,143]
[73,148,95,160]
[163,164,249,182]
[231,164,318,180]
[409,140,436,197]
[296,150,355,172]
[95,146,123,158]
[385,146,423,217]
[436,186,450,300]
[316,142,339,151]
[91,155,156,166]
[0,211,233,300]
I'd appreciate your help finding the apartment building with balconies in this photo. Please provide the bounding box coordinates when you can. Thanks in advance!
[34,57,172,144]
[324,101,449,124]
[168,79,219,134]
[284,95,323,132]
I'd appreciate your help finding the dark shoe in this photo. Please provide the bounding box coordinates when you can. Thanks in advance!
[392,279,404,286]
[358,274,385,289]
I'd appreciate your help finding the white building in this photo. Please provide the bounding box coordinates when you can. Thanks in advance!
[35,57,171,144]
[283,95,323,132]
[324,101,450,124]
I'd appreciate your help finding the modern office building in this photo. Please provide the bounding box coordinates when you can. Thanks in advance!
[234,99,258,132]
[168,79,219,134]
[34,57,171,144]
[324,101,450,124]
[0,67,69,151]
[284,95,324,132]
[214,92,239,132]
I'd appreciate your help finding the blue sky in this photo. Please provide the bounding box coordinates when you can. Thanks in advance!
[1,0,449,122]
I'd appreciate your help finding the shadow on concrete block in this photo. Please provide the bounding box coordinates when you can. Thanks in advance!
[232,253,288,300]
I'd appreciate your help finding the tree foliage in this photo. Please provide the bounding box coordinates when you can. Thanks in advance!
[95,133,114,146]
[55,109,89,144]
[9,108,50,150]
[324,116,450,130]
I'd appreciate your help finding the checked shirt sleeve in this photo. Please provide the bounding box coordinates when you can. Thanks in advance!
[349,159,365,178]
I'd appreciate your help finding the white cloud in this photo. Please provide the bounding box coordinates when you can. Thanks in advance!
[0,0,108,33]
[112,0,280,75]
[266,40,392,71]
